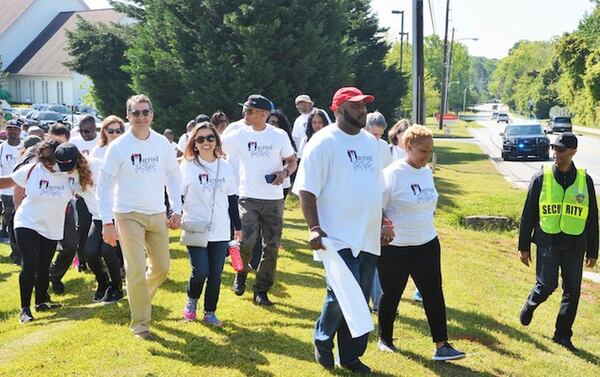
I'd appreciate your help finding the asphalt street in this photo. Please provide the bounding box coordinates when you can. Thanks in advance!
[467,105,600,190]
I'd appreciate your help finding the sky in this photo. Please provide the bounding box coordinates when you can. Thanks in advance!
[84,0,597,59]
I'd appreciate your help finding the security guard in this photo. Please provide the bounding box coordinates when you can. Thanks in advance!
[518,132,598,352]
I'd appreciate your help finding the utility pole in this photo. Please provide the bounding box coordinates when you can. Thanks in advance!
[413,0,425,125]
[444,27,455,114]
[438,0,451,130]
[392,11,405,74]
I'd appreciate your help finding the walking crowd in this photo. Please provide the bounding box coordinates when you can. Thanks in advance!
[0,87,597,374]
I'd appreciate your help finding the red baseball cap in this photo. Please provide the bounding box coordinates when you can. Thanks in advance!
[330,87,375,112]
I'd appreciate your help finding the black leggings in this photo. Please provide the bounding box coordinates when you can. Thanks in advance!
[84,220,122,289]
[377,237,448,343]
[15,228,58,309]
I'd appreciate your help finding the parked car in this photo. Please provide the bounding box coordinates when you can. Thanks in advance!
[546,116,572,134]
[497,112,510,123]
[501,123,550,161]
[491,112,499,120]
[492,104,498,110]
[33,111,66,132]
[12,108,34,118]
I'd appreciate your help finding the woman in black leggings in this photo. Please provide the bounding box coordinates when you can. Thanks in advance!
[0,141,93,323]
[378,125,465,361]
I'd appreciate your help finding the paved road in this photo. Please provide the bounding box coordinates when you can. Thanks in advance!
[467,105,600,190]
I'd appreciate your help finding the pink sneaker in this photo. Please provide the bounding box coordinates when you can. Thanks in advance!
[183,308,196,321]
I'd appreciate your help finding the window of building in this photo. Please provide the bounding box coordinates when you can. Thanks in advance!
[56,81,64,104]
[29,80,36,102]
[41,80,49,103]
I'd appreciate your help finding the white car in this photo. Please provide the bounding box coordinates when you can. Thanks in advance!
[497,112,510,123]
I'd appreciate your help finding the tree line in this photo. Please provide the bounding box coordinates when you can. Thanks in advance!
[66,0,406,133]
[489,3,600,126]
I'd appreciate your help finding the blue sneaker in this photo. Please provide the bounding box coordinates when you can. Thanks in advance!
[203,312,223,327]
[413,289,423,302]
[433,342,466,361]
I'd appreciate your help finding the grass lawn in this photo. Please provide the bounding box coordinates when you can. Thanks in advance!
[1,141,599,376]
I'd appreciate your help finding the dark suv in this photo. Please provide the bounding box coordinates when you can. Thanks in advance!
[501,123,550,161]
[546,116,572,134]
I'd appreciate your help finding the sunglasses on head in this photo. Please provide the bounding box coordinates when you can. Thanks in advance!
[195,135,216,144]
[106,128,123,135]
[129,109,152,117]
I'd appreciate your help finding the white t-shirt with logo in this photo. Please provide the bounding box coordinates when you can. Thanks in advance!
[98,129,182,222]
[294,124,383,257]
[390,145,405,161]
[180,157,237,242]
[11,163,78,240]
[383,160,439,247]
[71,134,99,157]
[0,141,21,195]
[222,124,295,200]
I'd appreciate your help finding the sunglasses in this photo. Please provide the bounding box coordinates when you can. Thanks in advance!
[129,109,152,117]
[195,135,216,144]
[551,145,567,153]
[106,128,123,135]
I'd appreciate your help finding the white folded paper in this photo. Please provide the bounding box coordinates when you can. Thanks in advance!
[316,237,374,338]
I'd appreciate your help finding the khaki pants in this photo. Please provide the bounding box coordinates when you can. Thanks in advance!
[115,212,170,334]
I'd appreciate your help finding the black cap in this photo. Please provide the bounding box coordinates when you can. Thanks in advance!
[551,132,578,149]
[239,94,273,111]
[5,120,20,129]
[54,143,80,172]
[195,114,210,124]
[23,135,42,149]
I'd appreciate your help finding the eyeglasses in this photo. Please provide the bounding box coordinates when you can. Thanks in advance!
[129,109,152,117]
[551,145,567,153]
[243,108,256,115]
[195,135,216,144]
[106,128,123,135]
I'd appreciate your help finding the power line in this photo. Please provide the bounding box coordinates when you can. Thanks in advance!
[428,0,437,36]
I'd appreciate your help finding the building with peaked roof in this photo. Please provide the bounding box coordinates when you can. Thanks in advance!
[0,1,127,108]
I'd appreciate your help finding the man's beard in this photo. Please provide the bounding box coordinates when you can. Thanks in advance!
[342,109,365,129]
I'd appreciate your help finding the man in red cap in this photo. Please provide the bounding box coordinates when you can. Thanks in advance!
[295,87,393,373]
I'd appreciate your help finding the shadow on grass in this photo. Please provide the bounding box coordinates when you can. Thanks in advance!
[396,347,495,377]
[542,335,600,365]
[434,175,462,212]
[149,320,314,377]
[398,301,550,359]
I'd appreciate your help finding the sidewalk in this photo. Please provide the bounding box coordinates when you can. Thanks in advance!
[573,125,600,137]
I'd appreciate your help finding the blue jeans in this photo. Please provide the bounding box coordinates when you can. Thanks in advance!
[314,249,377,366]
[525,244,585,339]
[187,241,228,312]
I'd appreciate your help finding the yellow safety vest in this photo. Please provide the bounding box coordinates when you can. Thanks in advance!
[539,165,589,235]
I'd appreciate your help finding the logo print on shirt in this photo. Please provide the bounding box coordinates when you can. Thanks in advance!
[38,179,66,198]
[130,153,159,173]
[346,149,374,172]
[247,141,273,158]
[199,173,209,184]
[411,183,437,204]
[198,172,225,192]
[5,154,13,161]
[81,150,90,156]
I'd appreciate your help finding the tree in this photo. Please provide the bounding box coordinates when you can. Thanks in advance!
[0,56,11,101]
[65,18,134,117]
[124,0,406,132]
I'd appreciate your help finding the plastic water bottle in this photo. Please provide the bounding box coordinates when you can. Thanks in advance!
[228,241,244,272]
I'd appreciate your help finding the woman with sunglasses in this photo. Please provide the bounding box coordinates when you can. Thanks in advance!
[0,141,93,324]
[92,116,126,160]
[180,122,241,326]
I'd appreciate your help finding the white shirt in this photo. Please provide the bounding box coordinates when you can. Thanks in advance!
[377,139,393,169]
[294,124,383,257]
[0,141,21,195]
[11,163,79,240]
[180,157,237,242]
[169,141,178,155]
[97,129,182,223]
[91,145,107,160]
[222,124,295,200]
[383,160,439,247]
[177,133,189,153]
[292,113,309,150]
[390,145,405,161]
[221,119,246,189]
[71,134,99,157]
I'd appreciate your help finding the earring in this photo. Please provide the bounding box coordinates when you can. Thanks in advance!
[193,147,198,152]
